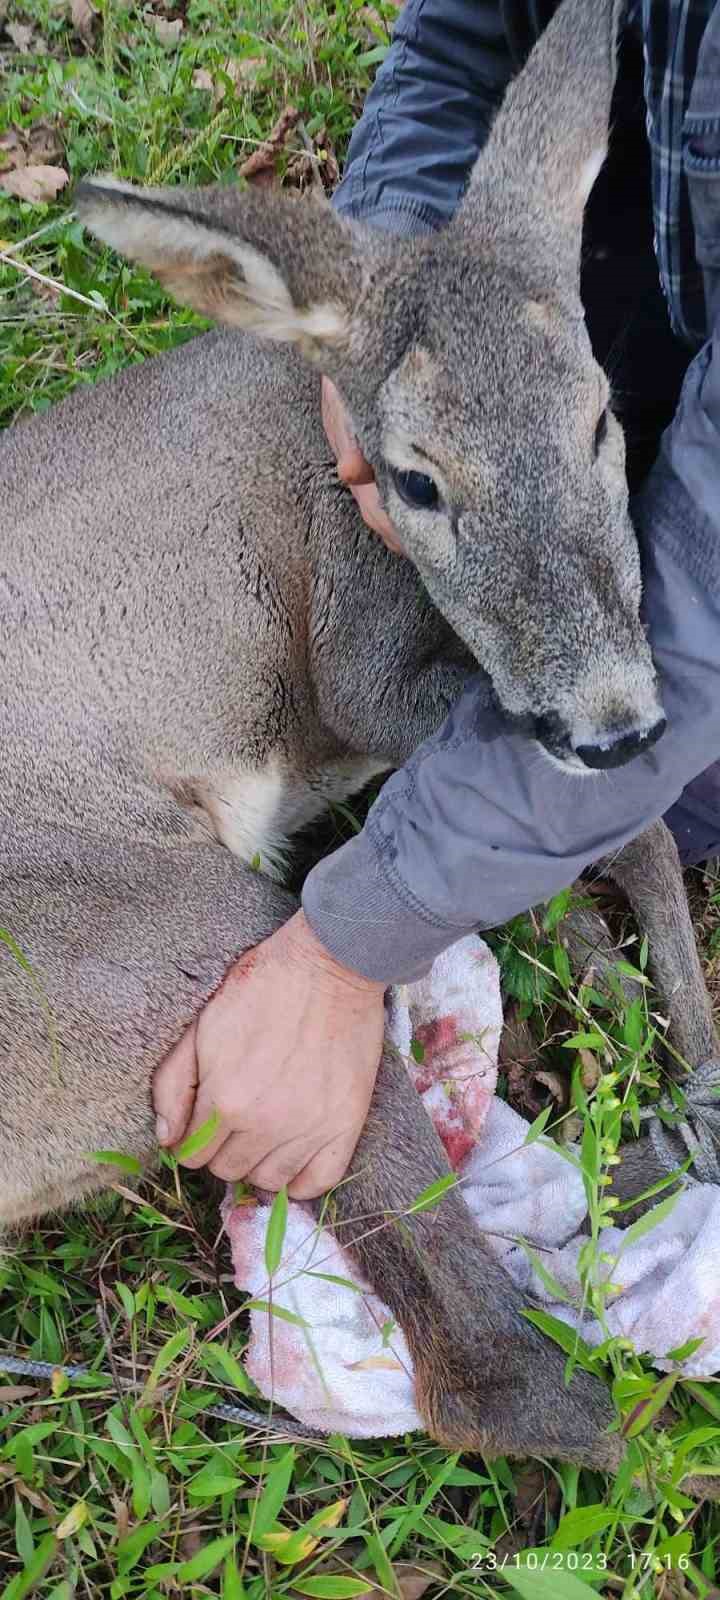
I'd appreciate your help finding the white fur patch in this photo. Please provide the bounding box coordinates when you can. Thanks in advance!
[576,145,607,207]
[198,766,291,881]
[196,755,387,882]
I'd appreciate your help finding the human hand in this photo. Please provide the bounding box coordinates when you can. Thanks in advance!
[321,376,404,553]
[152,910,386,1199]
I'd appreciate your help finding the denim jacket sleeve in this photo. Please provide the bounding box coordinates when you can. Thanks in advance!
[332,0,514,237]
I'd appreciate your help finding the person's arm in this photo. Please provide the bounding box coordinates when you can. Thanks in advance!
[333,0,514,238]
[153,319,720,1199]
[303,322,720,982]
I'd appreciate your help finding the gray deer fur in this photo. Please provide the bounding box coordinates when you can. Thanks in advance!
[0,0,716,1475]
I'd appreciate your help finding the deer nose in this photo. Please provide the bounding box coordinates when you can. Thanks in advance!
[574,716,667,770]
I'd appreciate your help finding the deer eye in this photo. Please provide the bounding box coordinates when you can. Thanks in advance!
[390,467,439,510]
[594,409,609,456]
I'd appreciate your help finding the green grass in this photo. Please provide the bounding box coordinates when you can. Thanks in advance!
[3,2,720,1594]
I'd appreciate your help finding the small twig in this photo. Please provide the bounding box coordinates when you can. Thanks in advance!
[297,119,324,196]
[0,213,75,259]
[66,85,114,126]
[0,248,100,311]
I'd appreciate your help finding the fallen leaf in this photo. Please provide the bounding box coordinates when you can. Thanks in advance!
[192,57,262,105]
[112,1496,130,1542]
[0,129,23,171]
[15,1478,56,1516]
[494,1463,560,1565]
[0,164,69,203]
[579,1047,600,1091]
[239,105,299,187]
[191,66,214,92]
[0,122,63,173]
[346,1352,404,1373]
[56,1501,88,1540]
[0,1384,38,1401]
[6,20,36,50]
[70,0,97,46]
[152,14,183,46]
[224,55,262,88]
[535,1068,567,1109]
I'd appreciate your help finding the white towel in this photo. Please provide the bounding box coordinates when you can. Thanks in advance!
[223,935,720,1436]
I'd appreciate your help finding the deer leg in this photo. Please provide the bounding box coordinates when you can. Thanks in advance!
[599,819,718,1067]
[315,1045,621,1470]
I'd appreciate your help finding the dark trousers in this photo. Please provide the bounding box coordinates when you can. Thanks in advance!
[581,31,719,865]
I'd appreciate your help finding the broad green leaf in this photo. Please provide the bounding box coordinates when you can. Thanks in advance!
[551,1503,618,1549]
[518,1241,570,1304]
[656,1531,692,1563]
[3,1532,58,1600]
[86,1150,142,1175]
[223,1556,249,1600]
[305,1271,363,1294]
[264,1186,289,1277]
[620,1191,680,1249]
[199,1342,252,1394]
[504,1566,606,1600]
[404,1173,457,1214]
[188,1473,242,1500]
[145,1325,190,1392]
[291,1581,371,1598]
[523,1105,552,1145]
[117,1520,162,1577]
[56,1501,88,1540]
[245,1300,309,1327]
[14,1498,34,1567]
[553,942,572,988]
[623,1373,677,1437]
[251,1447,295,1538]
[176,1109,221,1162]
[258,1497,347,1565]
[177,1533,238,1580]
[521,1309,599,1373]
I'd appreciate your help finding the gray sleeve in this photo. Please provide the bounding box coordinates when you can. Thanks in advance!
[332,0,513,237]
[303,328,720,983]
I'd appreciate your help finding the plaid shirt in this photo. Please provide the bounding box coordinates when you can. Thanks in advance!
[635,0,718,345]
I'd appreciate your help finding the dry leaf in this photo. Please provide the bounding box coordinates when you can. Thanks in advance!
[0,122,63,173]
[191,66,214,92]
[494,1462,559,1564]
[0,1383,38,1401]
[152,14,183,46]
[535,1068,567,1108]
[239,105,299,187]
[346,1352,404,1373]
[0,164,69,203]
[56,1501,88,1540]
[192,58,262,106]
[6,20,36,50]
[0,129,23,171]
[112,1496,130,1543]
[224,56,262,87]
[579,1047,600,1091]
[71,0,97,46]
[286,124,339,196]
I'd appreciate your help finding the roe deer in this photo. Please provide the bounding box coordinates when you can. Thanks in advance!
[0,0,716,1473]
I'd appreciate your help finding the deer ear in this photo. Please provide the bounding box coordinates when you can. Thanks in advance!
[458,0,620,240]
[76,177,362,360]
